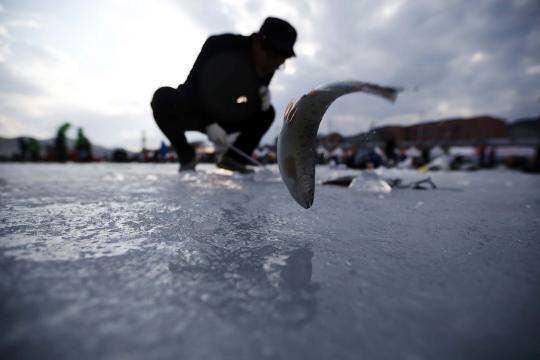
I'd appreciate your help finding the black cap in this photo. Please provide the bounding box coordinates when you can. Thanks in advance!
[259,17,297,58]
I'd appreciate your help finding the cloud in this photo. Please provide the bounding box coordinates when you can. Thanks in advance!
[6,19,40,28]
[0,25,8,62]
[0,114,29,137]
[0,1,203,144]
[1,0,540,149]
[0,65,43,95]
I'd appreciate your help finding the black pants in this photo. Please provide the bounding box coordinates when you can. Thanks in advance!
[151,87,274,165]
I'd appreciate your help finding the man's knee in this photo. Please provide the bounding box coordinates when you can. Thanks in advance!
[151,87,178,115]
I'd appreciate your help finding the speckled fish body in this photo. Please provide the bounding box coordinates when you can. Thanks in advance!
[277,81,401,209]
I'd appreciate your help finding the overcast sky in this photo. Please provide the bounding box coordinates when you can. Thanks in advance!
[1,0,539,150]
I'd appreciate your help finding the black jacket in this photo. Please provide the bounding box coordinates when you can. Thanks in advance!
[179,33,275,127]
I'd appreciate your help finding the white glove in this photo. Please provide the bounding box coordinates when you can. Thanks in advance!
[259,86,271,111]
[205,123,229,147]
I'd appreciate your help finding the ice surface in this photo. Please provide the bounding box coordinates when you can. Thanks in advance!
[1,163,539,359]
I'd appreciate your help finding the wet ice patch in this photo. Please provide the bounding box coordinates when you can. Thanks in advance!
[1,232,146,261]
[0,192,158,262]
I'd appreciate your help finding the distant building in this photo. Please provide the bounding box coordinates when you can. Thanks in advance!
[317,132,343,149]
[507,116,540,144]
[347,115,511,147]
[378,116,507,145]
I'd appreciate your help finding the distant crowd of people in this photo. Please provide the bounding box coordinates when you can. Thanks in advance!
[238,139,539,173]
[309,140,540,172]
[12,123,94,162]
[7,131,540,173]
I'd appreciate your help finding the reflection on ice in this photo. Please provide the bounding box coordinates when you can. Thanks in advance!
[263,248,314,289]
[169,244,317,327]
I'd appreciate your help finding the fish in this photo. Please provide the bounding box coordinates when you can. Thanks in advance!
[277,80,402,208]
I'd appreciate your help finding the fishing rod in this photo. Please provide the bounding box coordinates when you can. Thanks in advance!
[227,144,269,170]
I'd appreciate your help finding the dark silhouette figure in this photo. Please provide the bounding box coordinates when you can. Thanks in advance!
[486,146,497,168]
[17,138,28,161]
[111,148,129,162]
[17,137,41,161]
[75,128,92,162]
[54,122,71,162]
[159,141,169,161]
[476,144,486,168]
[384,138,398,166]
[523,145,540,173]
[151,17,297,173]
[27,138,41,161]
[421,146,431,166]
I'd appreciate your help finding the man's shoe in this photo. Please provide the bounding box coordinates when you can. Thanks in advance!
[179,157,198,172]
[217,155,254,174]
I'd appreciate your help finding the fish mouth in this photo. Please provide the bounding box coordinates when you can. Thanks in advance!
[303,197,314,209]
[292,187,314,209]
[295,196,312,209]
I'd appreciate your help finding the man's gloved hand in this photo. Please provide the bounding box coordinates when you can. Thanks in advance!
[205,123,229,147]
[259,86,271,111]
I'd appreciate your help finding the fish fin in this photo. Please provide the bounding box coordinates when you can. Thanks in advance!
[284,101,296,123]
[288,104,298,122]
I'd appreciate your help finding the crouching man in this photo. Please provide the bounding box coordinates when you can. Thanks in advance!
[151,17,297,173]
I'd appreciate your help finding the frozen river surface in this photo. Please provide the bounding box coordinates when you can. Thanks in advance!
[1,163,539,359]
